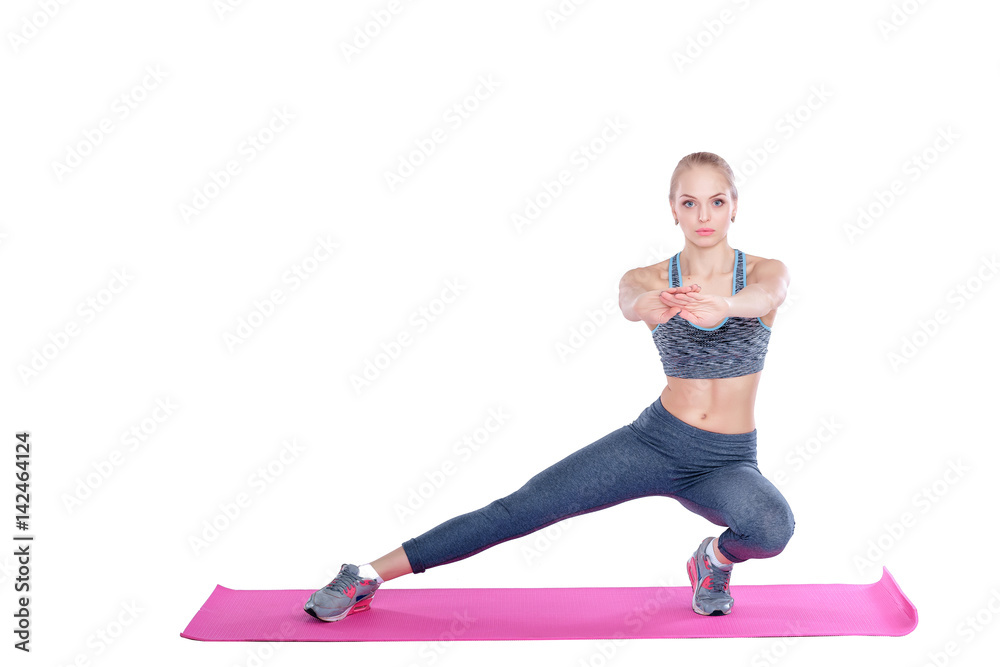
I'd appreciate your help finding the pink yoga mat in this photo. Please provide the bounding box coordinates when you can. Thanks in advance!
[180,566,917,641]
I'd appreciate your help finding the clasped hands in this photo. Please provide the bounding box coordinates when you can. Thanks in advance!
[638,284,730,329]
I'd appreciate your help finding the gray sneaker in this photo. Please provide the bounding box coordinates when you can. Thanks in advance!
[304,564,381,622]
[686,536,734,615]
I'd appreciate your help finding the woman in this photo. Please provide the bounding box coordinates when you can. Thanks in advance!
[304,151,795,620]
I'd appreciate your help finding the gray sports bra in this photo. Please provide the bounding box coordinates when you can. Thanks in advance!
[651,249,772,379]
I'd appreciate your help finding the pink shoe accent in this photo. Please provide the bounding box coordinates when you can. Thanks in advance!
[349,593,375,615]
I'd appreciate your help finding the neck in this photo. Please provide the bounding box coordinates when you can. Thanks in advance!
[680,244,735,279]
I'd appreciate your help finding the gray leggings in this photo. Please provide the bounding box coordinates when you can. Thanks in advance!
[402,396,794,573]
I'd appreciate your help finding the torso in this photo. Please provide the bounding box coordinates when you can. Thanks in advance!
[645,250,777,434]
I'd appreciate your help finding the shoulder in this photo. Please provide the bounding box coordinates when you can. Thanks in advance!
[620,256,672,291]
[744,252,790,286]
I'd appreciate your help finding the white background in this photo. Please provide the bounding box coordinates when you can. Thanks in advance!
[2,0,998,664]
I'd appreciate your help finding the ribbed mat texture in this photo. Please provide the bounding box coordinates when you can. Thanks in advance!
[181,566,917,641]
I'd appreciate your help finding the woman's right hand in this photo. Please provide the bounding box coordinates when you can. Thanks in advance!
[633,285,702,328]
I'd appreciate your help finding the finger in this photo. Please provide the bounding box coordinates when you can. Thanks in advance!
[659,293,685,306]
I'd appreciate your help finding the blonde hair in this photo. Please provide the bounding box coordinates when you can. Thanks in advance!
[668,152,738,206]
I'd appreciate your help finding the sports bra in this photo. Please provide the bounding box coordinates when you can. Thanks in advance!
[651,249,772,379]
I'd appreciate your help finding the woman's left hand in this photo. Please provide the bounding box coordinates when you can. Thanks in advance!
[658,286,731,328]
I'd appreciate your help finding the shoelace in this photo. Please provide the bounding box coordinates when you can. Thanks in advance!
[324,565,362,595]
[706,562,732,593]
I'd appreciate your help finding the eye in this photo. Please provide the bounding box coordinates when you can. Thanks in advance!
[683,201,693,207]
[713,199,724,206]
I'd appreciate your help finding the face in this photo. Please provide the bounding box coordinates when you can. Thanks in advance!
[671,166,736,244]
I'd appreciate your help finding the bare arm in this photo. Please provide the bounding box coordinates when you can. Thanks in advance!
[618,267,654,322]
[620,264,701,325]
[724,258,790,317]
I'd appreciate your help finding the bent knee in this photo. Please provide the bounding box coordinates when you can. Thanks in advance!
[747,501,795,556]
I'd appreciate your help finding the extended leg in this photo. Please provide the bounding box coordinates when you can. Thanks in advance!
[400,422,674,574]
[368,546,413,582]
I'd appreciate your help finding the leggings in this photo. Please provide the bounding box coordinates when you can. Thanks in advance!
[401,396,794,573]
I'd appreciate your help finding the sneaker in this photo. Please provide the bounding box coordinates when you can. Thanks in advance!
[303,564,381,622]
[686,536,734,616]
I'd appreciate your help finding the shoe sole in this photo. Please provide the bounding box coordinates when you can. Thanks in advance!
[304,593,376,622]
[687,556,731,616]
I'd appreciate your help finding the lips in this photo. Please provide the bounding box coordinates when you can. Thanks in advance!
[697,228,714,232]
